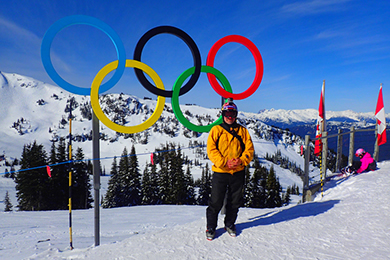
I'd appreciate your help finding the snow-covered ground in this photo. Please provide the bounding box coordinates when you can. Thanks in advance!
[1,161,389,260]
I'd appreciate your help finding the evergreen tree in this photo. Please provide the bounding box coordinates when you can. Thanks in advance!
[4,169,10,178]
[15,141,49,211]
[242,165,251,207]
[283,187,291,206]
[72,147,93,209]
[149,161,161,204]
[265,165,282,208]
[49,138,69,210]
[197,163,211,205]
[7,165,16,180]
[141,164,153,205]
[127,145,141,206]
[102,157,121,208]
[248,165,267,208]
[183,164,196,205]
[170,144,186,204]
[117,147,130,207]
[10,165,16,179]
[4,191,13,212]
[49,141,56,166]
[157,145,171,204]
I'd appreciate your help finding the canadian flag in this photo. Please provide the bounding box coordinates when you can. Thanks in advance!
[375,84,387,146]
[314,80,326,156]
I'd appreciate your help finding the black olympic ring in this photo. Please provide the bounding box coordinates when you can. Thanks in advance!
[133,26,202,98]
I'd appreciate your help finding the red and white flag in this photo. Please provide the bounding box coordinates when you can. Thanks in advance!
[314,80,326,156]
[375,84,387,146]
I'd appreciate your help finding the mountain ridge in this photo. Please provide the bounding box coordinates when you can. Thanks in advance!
[0,72,311,186]
[2,71,387,185]
[256,107,387,129]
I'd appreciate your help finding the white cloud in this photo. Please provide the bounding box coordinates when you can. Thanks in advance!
[0,16,41,51]
[281,0,351,15]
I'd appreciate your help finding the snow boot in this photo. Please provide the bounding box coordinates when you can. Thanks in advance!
[225,225,236,237]
[206,228,215,241]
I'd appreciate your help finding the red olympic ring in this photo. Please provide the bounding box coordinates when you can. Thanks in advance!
[206,35,264,100]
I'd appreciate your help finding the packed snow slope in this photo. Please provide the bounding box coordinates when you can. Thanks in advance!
[1,161,389,260]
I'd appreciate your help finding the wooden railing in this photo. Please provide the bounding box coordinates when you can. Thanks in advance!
[302,125,382,202]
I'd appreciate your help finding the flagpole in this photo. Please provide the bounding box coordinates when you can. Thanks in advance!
[314,80,326,197]
[321,80,327,182]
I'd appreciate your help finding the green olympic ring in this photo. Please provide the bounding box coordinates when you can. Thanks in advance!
[171,65,232,132]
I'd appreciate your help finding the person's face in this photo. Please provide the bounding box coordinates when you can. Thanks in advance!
[223,110,237,125]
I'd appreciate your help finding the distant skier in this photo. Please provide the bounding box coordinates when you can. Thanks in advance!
[205,100,254,241]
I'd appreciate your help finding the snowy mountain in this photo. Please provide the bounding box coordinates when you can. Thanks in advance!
[0,71,310,188]
[257,108,387,129]
[257,108,390,161]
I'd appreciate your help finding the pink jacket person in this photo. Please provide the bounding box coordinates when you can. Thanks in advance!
[356,152,375,173]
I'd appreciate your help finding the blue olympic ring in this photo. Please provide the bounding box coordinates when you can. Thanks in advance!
[41,15,126,96]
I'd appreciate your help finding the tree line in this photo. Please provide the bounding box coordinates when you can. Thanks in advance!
[102,143,289,209]
[13,139,92,211]
[6,140,291,211]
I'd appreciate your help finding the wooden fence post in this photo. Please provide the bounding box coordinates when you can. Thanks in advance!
[336,129,343,171]
[349,126,355,166]
[373,124,379,161]
[303,135,311,203]
[321,132,328,179]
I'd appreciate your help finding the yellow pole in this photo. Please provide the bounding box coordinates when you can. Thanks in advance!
[69,100,73,250]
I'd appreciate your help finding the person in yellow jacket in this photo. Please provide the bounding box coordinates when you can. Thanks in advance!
[205,100,254,241]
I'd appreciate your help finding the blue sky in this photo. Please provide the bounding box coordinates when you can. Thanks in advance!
[1,0,390,113]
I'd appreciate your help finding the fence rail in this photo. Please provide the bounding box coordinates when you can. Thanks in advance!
[302,125,383,202]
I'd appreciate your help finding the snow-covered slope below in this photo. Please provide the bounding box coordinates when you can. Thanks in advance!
[1,161,389,259]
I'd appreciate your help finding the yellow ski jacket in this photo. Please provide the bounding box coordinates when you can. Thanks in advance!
[207,123,254,175]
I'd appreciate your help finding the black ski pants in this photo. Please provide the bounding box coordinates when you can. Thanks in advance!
[206,170,245,229]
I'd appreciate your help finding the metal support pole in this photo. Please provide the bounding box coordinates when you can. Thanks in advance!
[303,135,310,203]
[348,126,355,166]
[336,129,343,172]
[92,111,100,246]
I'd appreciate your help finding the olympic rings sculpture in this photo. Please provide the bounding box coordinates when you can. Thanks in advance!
[41,15,264,134]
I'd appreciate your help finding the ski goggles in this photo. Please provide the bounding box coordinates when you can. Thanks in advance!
[223,110,238,118]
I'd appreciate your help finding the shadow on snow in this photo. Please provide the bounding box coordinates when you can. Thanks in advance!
[237,199,340,231]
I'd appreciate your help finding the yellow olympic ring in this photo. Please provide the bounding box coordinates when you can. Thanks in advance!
[90,60,165,134]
